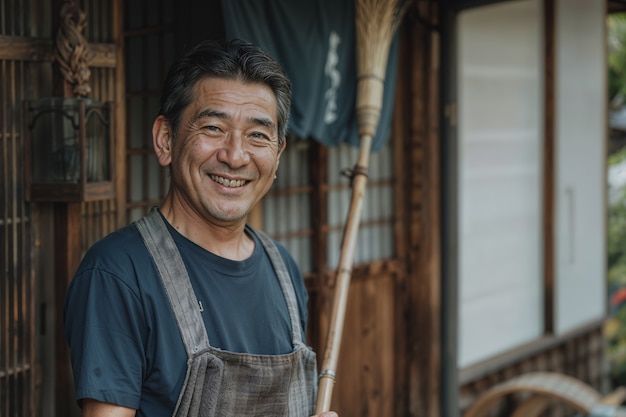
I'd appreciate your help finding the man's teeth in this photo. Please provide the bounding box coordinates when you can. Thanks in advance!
[210,175,246,187]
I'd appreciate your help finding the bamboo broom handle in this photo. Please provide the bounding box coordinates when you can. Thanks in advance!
[315,133,373,414]
[315,1,408,410]
[315,73,383,413]
[315,70,383,413]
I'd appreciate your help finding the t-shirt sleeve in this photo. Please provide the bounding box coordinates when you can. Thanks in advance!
[64,264,146,409]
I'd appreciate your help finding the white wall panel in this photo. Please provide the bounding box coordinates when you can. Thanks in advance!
[554,0,606,333]
[457,0,543,367]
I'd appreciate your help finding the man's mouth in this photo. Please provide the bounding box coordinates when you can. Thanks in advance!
[210,174,248,188]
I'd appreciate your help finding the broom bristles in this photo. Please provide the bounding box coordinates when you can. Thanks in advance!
[355,0,411,138]
[355,0,407,78]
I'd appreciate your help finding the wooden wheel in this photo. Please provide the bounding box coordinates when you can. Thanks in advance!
[463,372,602,417]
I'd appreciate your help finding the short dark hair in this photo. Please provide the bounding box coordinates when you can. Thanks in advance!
[158,38,292,148]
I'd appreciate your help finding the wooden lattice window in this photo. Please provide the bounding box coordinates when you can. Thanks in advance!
[1,34,37,417]
[123,1,175,223]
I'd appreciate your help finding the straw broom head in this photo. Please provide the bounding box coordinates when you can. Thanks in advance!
[355,0,410,139]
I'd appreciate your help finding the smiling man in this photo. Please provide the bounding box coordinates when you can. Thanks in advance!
[63,39,337,417]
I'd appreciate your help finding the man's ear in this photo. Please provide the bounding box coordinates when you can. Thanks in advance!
[276,136,287,170]
[153,115,173,167]
[278,136,287,155]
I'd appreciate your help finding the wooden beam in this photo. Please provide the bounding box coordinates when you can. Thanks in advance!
[0,35,116,67]
[407,1,444,415]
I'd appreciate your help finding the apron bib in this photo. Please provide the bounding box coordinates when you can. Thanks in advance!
[135,208,317,417]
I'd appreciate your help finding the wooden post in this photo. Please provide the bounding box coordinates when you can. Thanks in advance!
[51,1,91,415]
[54,202,82,417]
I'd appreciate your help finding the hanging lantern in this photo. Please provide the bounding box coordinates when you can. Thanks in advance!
[24,97,114,202]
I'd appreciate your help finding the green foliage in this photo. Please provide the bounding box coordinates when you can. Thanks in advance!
[606,149,626,386]
[609,147,626,166]
[608,14,626,100]
[607,149,626,282]
[609,190,626,269]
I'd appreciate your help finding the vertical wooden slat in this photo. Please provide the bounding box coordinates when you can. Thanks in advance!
[25,55,36,417]
[310,140,329,356]
[543,0,556,335]
[114,0,127,227]
[10,54,17,417]
[54,202,82,417]
[1,56,7,417]
[391,20,410,417]
[140,32,149,212]
[15,140,22,417]
[21,58,30,416]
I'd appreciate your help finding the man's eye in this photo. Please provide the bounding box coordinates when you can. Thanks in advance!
[204,125,220,132]
[250,132,268,140]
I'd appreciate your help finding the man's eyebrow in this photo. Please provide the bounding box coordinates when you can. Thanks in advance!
[196,109,229,121]
[194,110,275,131]
[249,116,276,131]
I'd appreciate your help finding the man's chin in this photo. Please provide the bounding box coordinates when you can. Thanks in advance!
[208,207,250,224]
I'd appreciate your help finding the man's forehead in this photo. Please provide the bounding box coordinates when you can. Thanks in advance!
[191,77,278,120]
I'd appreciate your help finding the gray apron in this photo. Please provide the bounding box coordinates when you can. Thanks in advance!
[135,209,317,417]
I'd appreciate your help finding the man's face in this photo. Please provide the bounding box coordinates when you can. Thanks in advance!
[162,77,284,226]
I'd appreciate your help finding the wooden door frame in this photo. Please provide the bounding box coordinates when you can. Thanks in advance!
[439,0,558,412]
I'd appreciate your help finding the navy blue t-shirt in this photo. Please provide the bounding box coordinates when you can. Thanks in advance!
[63,216,308,416]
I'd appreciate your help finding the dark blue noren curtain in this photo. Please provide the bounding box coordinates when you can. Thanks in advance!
[221,0,399,152]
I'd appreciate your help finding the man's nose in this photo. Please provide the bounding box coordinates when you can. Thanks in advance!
[217,132,251,167]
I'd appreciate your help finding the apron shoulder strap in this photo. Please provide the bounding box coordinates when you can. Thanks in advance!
[134,207,209,357]
[250,227,305,346]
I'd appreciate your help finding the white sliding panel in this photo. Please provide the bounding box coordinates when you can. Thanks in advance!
[554,0,606,333]
[457,0,544,367]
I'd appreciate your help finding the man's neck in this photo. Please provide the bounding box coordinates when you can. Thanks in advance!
[158,202,254,261]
